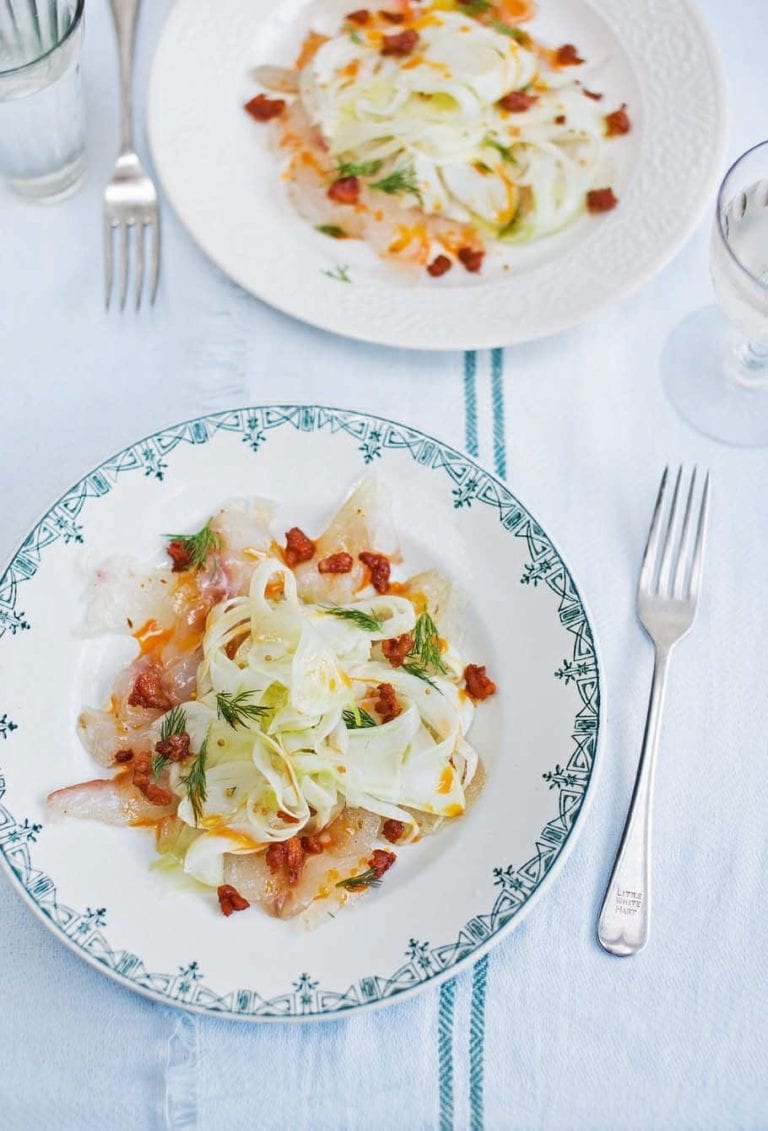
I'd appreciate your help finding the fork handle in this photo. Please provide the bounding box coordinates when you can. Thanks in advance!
[108,0,142,153]
[597,645,671,956]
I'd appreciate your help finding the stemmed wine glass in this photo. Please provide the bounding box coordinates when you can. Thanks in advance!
[662,141,768,446]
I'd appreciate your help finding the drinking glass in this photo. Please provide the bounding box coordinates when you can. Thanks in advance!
[662,141,768,447]
[0,0,86,202]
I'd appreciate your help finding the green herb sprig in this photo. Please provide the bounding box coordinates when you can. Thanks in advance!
[216,690,271,730]
[410,611,448,675]
[181,729,209,825]
[490,19,530,44]
[459,0,492,15]
[342,706,378,730]
[336,867,382,891]
[336,158,383,178]
[322,606,384,633]
[401,661,441,691]
[370,165,422,203]
[316,225,349,239]
[164,520,221,570]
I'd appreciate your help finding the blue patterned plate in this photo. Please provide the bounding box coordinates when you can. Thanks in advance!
[0,406,601,1021]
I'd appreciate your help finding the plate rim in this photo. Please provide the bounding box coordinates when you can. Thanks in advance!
[145,0,728,350]
[0,404,604,1022]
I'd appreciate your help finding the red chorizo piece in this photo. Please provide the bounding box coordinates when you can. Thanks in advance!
[359,551,391,593]
[114,749,134,764]
[346,8,370,23]
[154,732,190,763]
[382,632,414,668]
[276,809,300,824]
[381,29,418,56]
[605,103,631,136]
[301,833,326,854]
[463,663,497,702]
[244,94,286,121]
[427,255,452,278]
[217,884,250,917]
[498,90,538,112]
[327,176,360,205]
[166,539,193,572]
[369,848,396,878]
[317,552,354,574]
[132,752,174,807]
[266,836,306,885]
[128,666,172,711]
[374,682,402,723]
[382,819,405,844]
[379,8,404,21]
[458,247,484,273]
[556,43,583,65]
[586,187,618,213]
[583,88,603,101]
[554,114,566,125]
[284,526,316,566]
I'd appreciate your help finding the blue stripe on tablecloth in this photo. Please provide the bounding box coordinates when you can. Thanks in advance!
[469,955,490,1131]
[490,348,506,480]
[438,978,457,1130]
[463,351,479,458]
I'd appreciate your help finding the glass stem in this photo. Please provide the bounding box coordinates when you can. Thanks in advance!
[729,335,768,389]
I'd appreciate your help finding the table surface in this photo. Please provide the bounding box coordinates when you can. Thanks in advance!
[1,1,767,1128]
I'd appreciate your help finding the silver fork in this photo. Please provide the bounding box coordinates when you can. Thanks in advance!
[103,0,160,310]
[597,466,710,957]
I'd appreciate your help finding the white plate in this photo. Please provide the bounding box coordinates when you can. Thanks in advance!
[0,406,601,1021]
[147,0,726,350]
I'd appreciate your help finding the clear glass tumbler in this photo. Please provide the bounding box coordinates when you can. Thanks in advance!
[0,0,86,202]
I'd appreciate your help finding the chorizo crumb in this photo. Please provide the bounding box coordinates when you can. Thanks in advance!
[128,667,172,711]
[359,551,391,593]
[554,114,566,125]
[318,552,354,574]
[301,834,326,854]
[284,526,316,566]
[427,255,452,277]
[346,8,370,23]
[382,632,414,667]
[498,90,538,112]
[583,88,603,101]
[327,176,360,205]
[586,187,618,213]
[463,663,497,702]
[374,682,402,723]
[605,103,631,136]
[277,809,300,824]
[369,848,396,877]
[267,836,305,885]
[166,540,193,571]
[379,9,404,21]
[556,43,583,65]
[217,884,250,917]
[381,29,418,56]
[154,732,190,763]
[132,752,174,806]
[382,819,405,844]
[457,247,484,273]
[114,749,134,764]
[244,94,286,121]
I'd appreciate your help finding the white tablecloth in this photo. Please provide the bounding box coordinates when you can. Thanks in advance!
[1,1,766,1127]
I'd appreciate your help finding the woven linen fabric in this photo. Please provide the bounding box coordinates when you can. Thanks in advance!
[1,1,767,1127]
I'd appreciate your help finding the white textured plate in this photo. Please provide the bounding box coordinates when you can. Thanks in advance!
[147,0,725,350]
[0,406,601,1021]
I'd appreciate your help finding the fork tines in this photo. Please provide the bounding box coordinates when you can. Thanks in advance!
[640,466,710,602]
[104,214,160,312]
